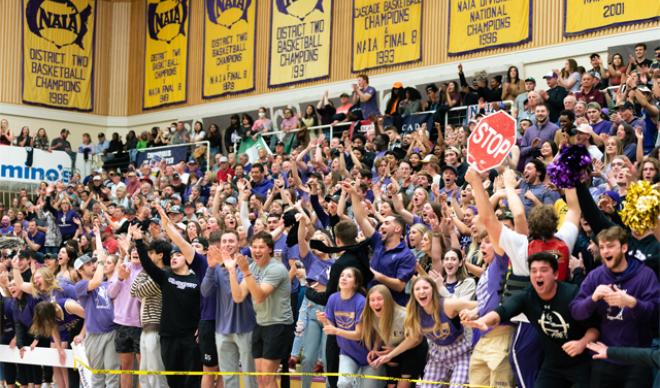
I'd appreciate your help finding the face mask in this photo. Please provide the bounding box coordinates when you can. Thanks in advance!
[258,112,266,118]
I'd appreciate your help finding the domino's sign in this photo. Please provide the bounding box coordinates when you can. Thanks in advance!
[0,146,72,184]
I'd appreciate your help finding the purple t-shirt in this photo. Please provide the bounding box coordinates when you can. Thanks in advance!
[191,252,215,321]
[326,292,369,366]
[475,253,510,334]
[420,304,462,346]
[369,231,417,306]
[301,252,334,286]
[359,86,380,119]
[75,280,116,334]
[591,120,610,135]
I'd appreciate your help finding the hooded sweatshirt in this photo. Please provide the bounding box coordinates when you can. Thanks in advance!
[570,258,659,352]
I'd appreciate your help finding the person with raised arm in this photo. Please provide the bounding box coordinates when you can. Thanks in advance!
[133,221,204,388]
[74,224,119,387]
[347,180,417,306]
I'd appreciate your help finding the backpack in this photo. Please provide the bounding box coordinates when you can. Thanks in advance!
[499,237,570,305]
[528,237,570,281]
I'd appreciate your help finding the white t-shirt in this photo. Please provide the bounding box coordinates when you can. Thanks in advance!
[498,221,579,277]
[374,306,406,348]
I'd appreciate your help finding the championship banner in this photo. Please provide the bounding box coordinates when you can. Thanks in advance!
[564,0,660,36]
[143,0,189,109]
[22,0,96,111]
[447,0,531,56]
[135,144,189,167]
[203,0,256,98]
[352,0,422,72]
[268,0,332,87]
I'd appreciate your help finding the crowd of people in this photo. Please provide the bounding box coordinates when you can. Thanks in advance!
[0,42,658,388]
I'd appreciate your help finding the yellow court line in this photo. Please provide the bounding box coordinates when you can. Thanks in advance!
[74,358,494,388]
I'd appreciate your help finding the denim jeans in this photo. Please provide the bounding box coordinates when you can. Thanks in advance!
[293,298,327,388]
[337,354,384,388]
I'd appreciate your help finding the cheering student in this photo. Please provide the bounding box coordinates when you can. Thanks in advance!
[320,284,427,388]
[373,277,477,388]
[227,231,293,388]
[317,268,384,388]
[74,226,119,388]
[133,224,205,388]
[464,252,599,388]
[202,231,258,388]
[570,226,659,388]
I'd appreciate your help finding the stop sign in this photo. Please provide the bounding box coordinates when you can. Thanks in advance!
[466,110,516,173]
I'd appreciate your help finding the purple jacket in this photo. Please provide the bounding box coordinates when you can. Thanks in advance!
[570,258,659,349]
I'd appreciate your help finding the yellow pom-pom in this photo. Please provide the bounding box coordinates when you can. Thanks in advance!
[619,181,660,235]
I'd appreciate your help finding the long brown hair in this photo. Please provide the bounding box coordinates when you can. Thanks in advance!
[360,285,401,349]
[30,301,59,338]
[404,276,444,339]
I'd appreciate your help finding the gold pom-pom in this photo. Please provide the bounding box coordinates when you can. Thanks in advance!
[619,181,660,235]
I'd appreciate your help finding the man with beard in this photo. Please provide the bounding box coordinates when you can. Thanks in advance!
[570,226,659,388]
[519,160,560,215]
[519,104,559,167]
[348,181,416,306]
[465,252,599,388]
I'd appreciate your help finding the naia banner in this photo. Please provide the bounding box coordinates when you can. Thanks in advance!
[143,0,189,109]
[269,0,332,87]
[203,0,256,98]
[564,0,660,36]
[447,0,531,56]
[22,0,96,111]
[352,0,422,72]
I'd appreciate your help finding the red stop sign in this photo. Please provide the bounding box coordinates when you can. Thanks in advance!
[466,111,517,173]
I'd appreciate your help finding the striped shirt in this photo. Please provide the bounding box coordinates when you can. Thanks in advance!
[130,270,162,327]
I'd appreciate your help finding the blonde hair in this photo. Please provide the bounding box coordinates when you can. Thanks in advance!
[404,276,444,339]
[360,285,398,349]
[30,267,62,298]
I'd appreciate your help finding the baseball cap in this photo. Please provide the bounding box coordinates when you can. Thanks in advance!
[219,156,228,163]
[171,194,182,201]
[225,197,237,205]
[445,146,460,156]
[74,254,93,271]
[542,72,557,79]
[30,251,45,264]
[392,81,403,88]
[576,124,594,135]
[442,165,458,175]
[168,205,182,214]
[93,175,102,181]
[191,238,209,249]
[187,158,197,164]
[171,246,182,255]
[601,191,621,206]
[616,101,634,111]
[421,155,439,164]
[524,77,536,83]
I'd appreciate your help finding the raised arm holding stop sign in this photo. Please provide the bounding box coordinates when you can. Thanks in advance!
[466,111,517,173]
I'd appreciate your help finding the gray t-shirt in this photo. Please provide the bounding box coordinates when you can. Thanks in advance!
[250,258,293,326]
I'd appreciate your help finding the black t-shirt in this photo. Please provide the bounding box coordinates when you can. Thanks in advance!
[136,240,201,337]
[496,282,595,367]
